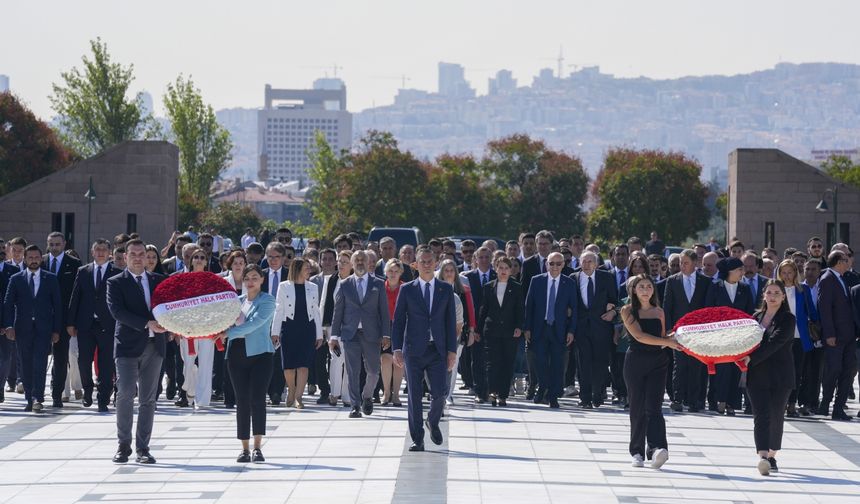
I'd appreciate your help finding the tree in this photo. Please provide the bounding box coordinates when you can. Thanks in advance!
[482,134,589,237]
[588,148,709,244]
[425,154,507,237]
[0,92,76,196]
[306,131,353,238]
[163,75,233,202]
[821,154,860,188]
[200,202,261,242]
[49,38,159,158]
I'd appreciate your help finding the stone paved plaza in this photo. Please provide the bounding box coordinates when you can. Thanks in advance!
[2,381,860,504]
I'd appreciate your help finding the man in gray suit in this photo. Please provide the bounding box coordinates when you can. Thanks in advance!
[330,250,391,418]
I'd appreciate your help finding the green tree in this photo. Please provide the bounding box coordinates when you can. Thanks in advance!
[49,38,159,157]
[200,202,262,242]
[821,154,860,188]
[425,154,506,237]
[163,75,233,202]
[482,134,589,237]
[0,92,76,196]
[307,131,352,238]
[588,148,709,244]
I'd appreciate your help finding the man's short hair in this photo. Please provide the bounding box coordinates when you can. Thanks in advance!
[536,230,554,242]
[461,239,477,249]
[827,251,846,268]
[266,242,286,256]
[8,237,27,247]
[176,234,193,245]
[125,239,145,250]
[24,244,42,255]
[627,236,643,246]
[379,236,396,246]
[246,242,264,254]
[729,240,745,250]
[333,234,353,248]
[47,231,65,241]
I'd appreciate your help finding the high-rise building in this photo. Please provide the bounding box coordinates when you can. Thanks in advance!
[438,62,475,99]
[488,70,516,96]
[139,91,154,117]
[0,75,9,92]
[257,82,352,183]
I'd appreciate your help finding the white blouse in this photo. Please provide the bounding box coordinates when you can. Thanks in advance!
[496,281,507,306]
[785,286,800,339]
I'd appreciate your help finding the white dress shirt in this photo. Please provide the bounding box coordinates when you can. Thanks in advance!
[268,268,283,296]
[682,272,696,302]
[724,281,738,304]
[578,271,595,307]
[27,269,41,296]
[496,281,507,306]
[131,270,154,338]
[49,251,65,274]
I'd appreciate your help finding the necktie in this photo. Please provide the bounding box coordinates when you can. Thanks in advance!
[587,276,595,308]
[177,259,184,271]
[481,272,488,286]
[546,278,556,325]
[542,257,547,273]
[685,275,693,302]
[357,276,365,302]
[424,281,431,312]
[135,275,145,296]
[619,269,626,286]
[271,271,279,298]
[29,272,35,297]
[51,257,58,274]
[97,265,104,290]
[573,257,579,270]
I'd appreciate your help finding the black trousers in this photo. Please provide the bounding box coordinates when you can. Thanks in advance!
[564,343,577,388]
[162,339,185,399]
[213,346,225,395]
[50,329,71,401]
[311,344,331,397]
[576,330,610,404]
[612,352,627,398]
[471,338,488,398]
[5,340,18,387]
[458,345,474,389]
[526,345,540,394]
[228,340,272,439]
[713,362,742,409]
[672,351,706,407]
[747,386,792,451]
[485,336,518,399]
[76,320,114,406]
[799,347,825,408]
[788,339,805,405]
[821,341,858,412]
[624,349,669,457]
[268,349,286,402]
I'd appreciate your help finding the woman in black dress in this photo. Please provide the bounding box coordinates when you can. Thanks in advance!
[478,256,524,407]
[620,274,682,470]
[742,279,796,476]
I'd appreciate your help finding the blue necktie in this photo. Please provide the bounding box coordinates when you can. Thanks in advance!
[29,272,35,297]
[51,257,58,274]
[546,278,556,325]
[587,276,595,308]
[271,271,279,298]
[424,281,431,312]
[481,272,488,286]
[357,277,365,303]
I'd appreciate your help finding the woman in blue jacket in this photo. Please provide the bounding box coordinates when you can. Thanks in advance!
[220,264,276,463]
[775,259,819,418]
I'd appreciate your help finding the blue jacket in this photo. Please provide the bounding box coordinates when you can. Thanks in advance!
[3,269,62,337]
[392,278,457,358]
[226,292,276,357]
[793,285,819,352]
[524,273,578,344]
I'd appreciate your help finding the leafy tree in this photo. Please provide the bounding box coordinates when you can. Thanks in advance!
[425,154,506,237]
[482,134,589,237]
[0,92,76,196]
[178,192,208,230]
[49,38,159,157]
[588,148,709,244]
[163,75,233,202]
[307,131,353,238]
[821,154,860,188]
[200,202,261,242]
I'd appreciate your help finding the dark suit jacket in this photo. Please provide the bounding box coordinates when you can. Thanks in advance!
[662,272,711,331]
[42,253,82,324]
[705,280,756,315]
[570,269,618,339]
[464,268,497,317]
[477,279,525,338]
[525,273,578,344]
[0,262,20,327]
[67,262,119,333]
[3,269,62,337]
[106,270,167,358]
[261,267,285,297]
[161,256,183,275]
[747,309,797,389]
[391,279,457,358]
[744,273,768,304]
[208,256,222,274]
[819,269,856,344]
[521,255,547,299]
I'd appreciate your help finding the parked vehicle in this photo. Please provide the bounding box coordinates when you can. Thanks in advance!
[445,235,506,251]
[367,227,425,248]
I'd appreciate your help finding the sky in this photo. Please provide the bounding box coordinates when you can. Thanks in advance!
[4,0,860,119]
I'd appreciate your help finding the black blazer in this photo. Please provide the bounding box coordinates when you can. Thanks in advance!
[106,270,167,358]
[464,268,497,316]
[2,269,62,337]
[818,269,857,344]
[42,253,82,324]
[747,309,796,389]
[705,280,756,315]
[521,255,546,298]
[67,262,119,333]
[0,262,20,327]
[261,267,285,297]
[161,256,183,275]
[570,269,618,338]
[477,279,524,338]
[662,272,711,330]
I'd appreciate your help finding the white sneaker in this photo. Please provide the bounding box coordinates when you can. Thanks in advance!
[631,454,645,468]
[757,457,770,476]
[651,448,668,469]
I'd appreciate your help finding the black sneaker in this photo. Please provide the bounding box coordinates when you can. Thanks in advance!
[236,450,251,463]
[252,448,265,463]
[767,457,778,473]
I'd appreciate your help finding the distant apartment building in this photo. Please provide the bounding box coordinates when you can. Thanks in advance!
[0,74,9,92]
[488,70,516,96]
[438,62,475,99]
[257,79,352,183]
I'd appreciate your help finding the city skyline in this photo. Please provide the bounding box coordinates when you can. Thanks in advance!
[4,0,860,119]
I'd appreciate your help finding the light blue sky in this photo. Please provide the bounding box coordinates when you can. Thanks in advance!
[5,0,859,119]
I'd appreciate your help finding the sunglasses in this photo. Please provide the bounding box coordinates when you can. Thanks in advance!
[192,255,207,260]
[199,242,213,247]
[284,255,294,260]
[277,237,291,242]
[548,262,563,267]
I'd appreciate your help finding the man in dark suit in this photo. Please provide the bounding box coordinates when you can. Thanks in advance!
[524,252,577,408]
[818,251,857,421]
[42,231,83,407]
[742,251,768,304]
[570,251,618,408]
[261,242,291,405]
[67,238,118,411]
[462,246,496,403]
[520,230,554,297]
[663,249,710,412]
[107,239,168,463]
[3,245,62,412]
[161,235,192,274]
[0,258,20,403]
[330,250,391,418]
[392,246,457,452]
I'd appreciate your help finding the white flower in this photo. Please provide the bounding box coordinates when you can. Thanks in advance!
[675,319,764,358]
[153,292,242,338]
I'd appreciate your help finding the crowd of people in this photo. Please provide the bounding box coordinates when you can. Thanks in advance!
[1,227,858,475]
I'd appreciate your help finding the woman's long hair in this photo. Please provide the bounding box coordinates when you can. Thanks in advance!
[755,278,791,316]
[626,273,658,323]
[435,259,464,295]
[145,244,165,275]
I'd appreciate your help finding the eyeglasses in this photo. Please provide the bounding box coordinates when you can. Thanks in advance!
[266,255,282,260]
[548,262,563,267]
[284,255,294,260]
[199,242,213,247]
[192,255,207,260]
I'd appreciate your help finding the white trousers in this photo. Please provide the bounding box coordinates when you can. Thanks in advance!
[329,347,350,400]
[65,337,82,396]
[180,338,215,406]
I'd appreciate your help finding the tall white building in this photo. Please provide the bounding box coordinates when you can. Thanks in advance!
[257,82,352,183]
[0,75,9,92]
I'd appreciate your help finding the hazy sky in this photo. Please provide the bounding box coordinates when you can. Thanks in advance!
[5,0,860,119]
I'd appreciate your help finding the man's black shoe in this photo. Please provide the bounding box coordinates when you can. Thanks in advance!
[82,391,93,408]
[425,420,443,445]
[349,407,362,418]
[362,398,373,416]
[136,449,156,464]
[832,410,852,421]
[549,398,560,409]
[98,404,109,413]
[113,445,132,463]
[579,401,593,409]
[409,442,424,452]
